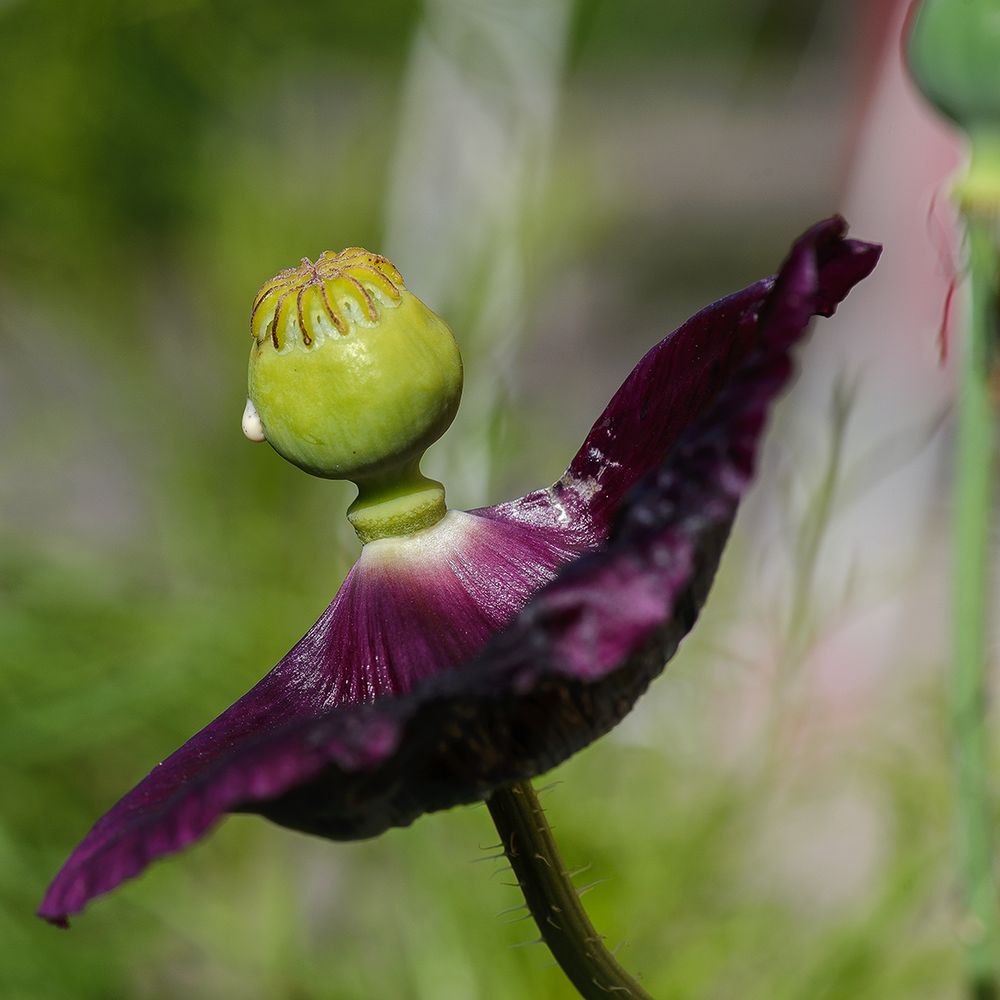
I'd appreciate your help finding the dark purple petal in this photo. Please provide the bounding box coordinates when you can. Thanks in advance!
[479,216,881,541]
[39,512,579,926]
[39,217,880,926]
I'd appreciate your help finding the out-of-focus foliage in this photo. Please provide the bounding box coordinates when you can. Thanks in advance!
[0,1,961,998]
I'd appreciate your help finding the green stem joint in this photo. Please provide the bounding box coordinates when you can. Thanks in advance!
[347,465,447,544]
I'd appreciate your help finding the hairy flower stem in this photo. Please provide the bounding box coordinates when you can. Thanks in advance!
[487,781,654,1000]
[954,215,1000,1000]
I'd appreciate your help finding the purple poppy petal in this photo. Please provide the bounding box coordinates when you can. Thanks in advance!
[478,216,881,541]
[39,217,879,926]
[39,511,581,926]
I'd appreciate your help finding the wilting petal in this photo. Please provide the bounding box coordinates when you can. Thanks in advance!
[39,217,879,926]
[481,216,881,541]
[38,511,581,926]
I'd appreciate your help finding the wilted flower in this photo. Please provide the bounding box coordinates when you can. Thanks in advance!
[40,217,878,928]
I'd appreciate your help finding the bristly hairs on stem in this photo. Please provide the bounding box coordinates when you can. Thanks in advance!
[486,781,654,1000]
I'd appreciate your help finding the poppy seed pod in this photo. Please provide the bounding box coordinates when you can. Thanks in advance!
[247,248,463,540]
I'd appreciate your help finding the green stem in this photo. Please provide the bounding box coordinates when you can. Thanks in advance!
[486,781,654,1000]
[346,461,446,543]
[953,215,1000,1000]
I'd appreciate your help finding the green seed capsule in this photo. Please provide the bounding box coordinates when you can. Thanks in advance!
[245,248,463,542]
[247,248,462,479]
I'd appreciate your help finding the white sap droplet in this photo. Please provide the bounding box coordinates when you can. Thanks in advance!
[242,398,265,442]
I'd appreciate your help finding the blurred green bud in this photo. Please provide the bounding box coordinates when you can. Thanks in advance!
[908,0,1000,129]
[909,0,1000,214]
[246,248,463,541]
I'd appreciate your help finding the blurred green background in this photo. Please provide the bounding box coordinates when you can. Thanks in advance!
[1,0,963,997]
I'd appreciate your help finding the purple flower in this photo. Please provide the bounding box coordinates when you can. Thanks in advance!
[39,216,879,927]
